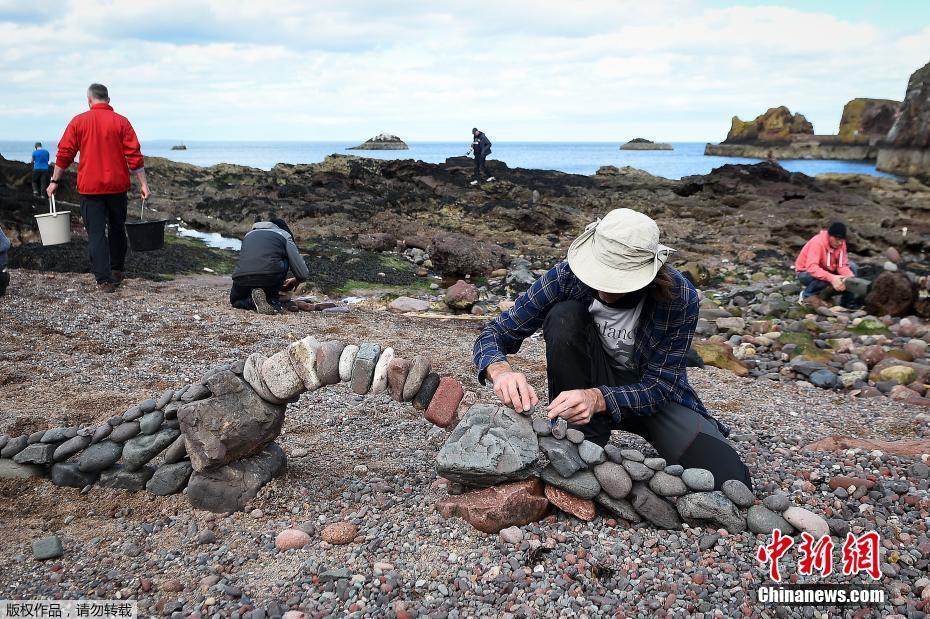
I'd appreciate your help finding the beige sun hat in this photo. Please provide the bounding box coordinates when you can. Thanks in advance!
[566,208,675,293]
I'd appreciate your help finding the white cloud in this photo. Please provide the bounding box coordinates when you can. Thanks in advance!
[0,1,926,142]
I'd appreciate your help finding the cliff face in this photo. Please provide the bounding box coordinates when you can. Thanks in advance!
[723,107,814,144]
[877,61,930,180]
[838,98,900,144]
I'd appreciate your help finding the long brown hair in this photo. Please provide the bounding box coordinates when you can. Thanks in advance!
[647,265,676,303]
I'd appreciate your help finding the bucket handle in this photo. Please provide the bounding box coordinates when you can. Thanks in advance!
[139,199,147,222]
[48,195,57,216]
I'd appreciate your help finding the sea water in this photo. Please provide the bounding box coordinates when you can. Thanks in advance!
[0,140,895,180]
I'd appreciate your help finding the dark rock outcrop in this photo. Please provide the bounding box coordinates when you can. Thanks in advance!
[864,271,916,317]
[348,134,409,150]
[722,107,814,144]
[877,61,930,180]
[838,98,900,144]
[186,442,286,512]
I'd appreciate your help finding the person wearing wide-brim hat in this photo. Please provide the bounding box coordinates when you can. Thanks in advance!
[474,208,752,490]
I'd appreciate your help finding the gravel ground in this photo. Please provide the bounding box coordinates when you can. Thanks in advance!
[1,269,927,618]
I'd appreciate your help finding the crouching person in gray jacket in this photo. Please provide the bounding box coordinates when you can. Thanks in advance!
[230,218,310,314]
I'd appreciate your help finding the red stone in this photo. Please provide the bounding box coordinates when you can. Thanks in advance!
[425,377,465,428]
[544,485,595,521]
[803,435,930,458]
[321,522,357,545]
[386,358,412,402]
[828,476,875,491]
[436,479,549,533]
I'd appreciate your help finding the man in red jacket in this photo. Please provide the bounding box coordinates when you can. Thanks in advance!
[48,83,150,293]
[795,221,859,309]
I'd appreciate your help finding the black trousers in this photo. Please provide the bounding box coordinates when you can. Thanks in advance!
[80,193,128,284]
[32,170,49,196]
[473,152,487,180]
[229,273,285,310]
[544,300,752,490]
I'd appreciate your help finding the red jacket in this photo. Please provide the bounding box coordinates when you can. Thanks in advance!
[55,103,145,195]
[795,229,853,280]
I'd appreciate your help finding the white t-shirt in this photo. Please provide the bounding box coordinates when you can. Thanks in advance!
[589,296,646,370]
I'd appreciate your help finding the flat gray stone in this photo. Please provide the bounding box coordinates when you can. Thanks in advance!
[13,443,55,465]
[603,444,624,464]
[156,388,175,410]
[243,352,284,404]
[629,483,681,529]
[139,411,164,435]
[763,493,790,513]
[351,343,381,395]
[122,429,181,471]
[146,461,193,496]
[0,459,44,479]
[99,465,154,492]
[181,383,211,403]
[161,435,187,464]
[28,430,44,444]
[722,479,755,508]
[538,437,585,478]
[0,435,28,458]
[0,435,7,450]
[163,402,180,419]
[402,355,431,401]
[532,418,551,437]
[578,441,606,465]
[92,424,112,444]
[316,340,345,385]
[664,464,684,476]
[40,427,71,443]
[644,457,666,471]
[33,535,63,560]
[676,491,746,533]
[541,466,600,499]
[682,468,715,491]
[649,471,688,497]
[51,462,99,488]
[109,422,141,443]
[747,505,794,535]
[437,405,539,487]
[123,406,143,421]
[78,441,123,473]
[622,460,654,481]
[550,418,567,440]
[593,462,633,499]
[594,493,642,523]
[565,429,585,444]
[620,449,645,462]
[187,442,286,512]
[107,416,124,426]
[260,350,305,401]
[139,399,158,413]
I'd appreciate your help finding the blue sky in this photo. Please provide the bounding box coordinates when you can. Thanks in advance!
[0,0,927,142]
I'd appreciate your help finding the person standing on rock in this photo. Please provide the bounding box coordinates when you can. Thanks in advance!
[469,128,495,185]
[795,221,859,309]
[474,208,752,490]
[31,142,51,197]
[48,83,150,293]
[229,218,309,315]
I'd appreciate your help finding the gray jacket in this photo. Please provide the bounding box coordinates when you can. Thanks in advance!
[232,222,310,282]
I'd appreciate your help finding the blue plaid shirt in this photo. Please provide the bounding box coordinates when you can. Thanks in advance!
[474,261,723,432]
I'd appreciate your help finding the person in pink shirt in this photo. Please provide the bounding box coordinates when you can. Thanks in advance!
[795,221,859,309]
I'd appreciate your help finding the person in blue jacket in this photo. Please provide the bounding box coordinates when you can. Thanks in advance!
[31,142,51,197]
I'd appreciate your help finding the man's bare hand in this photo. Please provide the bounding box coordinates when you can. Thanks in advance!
[490,365,538,413]
[46,182,57,198]
[281,277,298,292]
[831,275,846,292]
[140,183,151,200]
[547,388,602,425]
